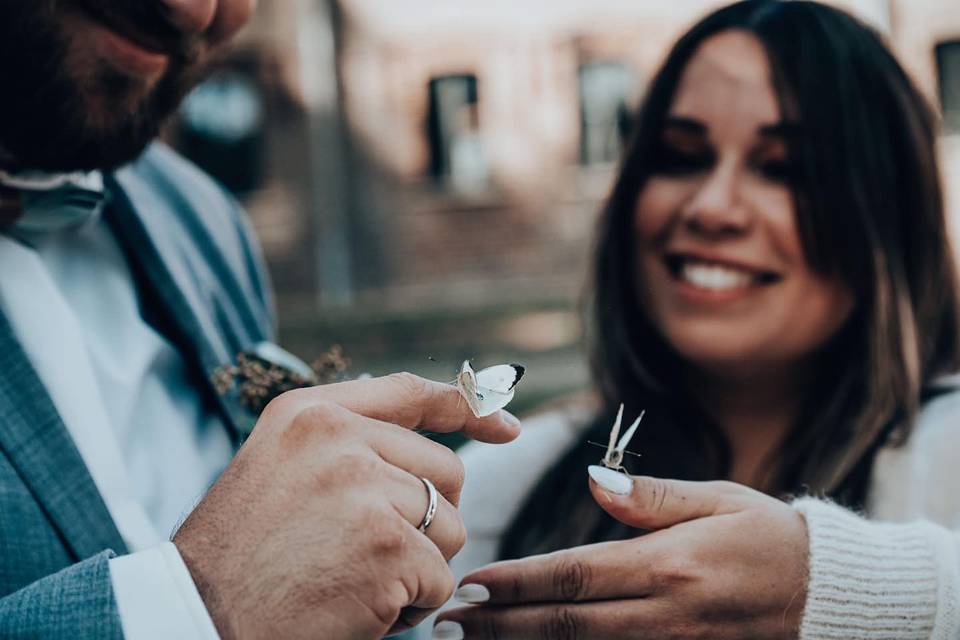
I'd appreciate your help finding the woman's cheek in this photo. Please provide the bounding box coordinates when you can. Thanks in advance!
[634,178,685,242]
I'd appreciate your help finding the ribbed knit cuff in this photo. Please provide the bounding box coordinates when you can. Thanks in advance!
[792,498,945,639]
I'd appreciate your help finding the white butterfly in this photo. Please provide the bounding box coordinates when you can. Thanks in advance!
[601,404,645,472]
[455,360,525,417]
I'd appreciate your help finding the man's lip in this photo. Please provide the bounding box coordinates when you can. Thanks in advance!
[90,22,171,77]
[77,3,183,58]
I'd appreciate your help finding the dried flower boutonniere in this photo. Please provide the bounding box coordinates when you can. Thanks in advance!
[212,342,351,416]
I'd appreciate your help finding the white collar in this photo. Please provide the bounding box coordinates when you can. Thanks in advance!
[0,169,104,193]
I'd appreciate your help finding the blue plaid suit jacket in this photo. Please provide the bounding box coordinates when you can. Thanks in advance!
[0,144,274,638]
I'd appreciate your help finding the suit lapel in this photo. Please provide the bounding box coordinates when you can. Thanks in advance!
[0,311,127,560]
[104,173,257,441]
[0,149,265,562]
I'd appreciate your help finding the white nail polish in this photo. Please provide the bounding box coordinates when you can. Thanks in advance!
[433,620,465,640]
[456,583,490,603]
[588,465,633,495]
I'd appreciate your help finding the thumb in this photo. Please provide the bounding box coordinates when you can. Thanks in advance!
[587,465,751,530]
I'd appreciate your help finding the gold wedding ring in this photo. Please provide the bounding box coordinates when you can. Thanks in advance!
[418,477,439,533]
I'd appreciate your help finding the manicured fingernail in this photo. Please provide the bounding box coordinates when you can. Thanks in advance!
[501,410,521,428]
[456,583,490,603]
[588,465,633,495]
[433,620,464,640]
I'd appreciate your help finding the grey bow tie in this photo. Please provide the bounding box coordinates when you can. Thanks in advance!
[0,176,107,241]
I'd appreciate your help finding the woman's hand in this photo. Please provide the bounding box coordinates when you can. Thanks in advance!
[435,469,809,640]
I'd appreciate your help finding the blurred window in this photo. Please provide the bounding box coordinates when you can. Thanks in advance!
[579,61,632,165]
[938,41,960,134]
[426,75,488,192]
[179,71,266,194]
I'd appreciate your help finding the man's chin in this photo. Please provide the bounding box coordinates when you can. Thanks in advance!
[1,125,160,173]
[0,70,186,172]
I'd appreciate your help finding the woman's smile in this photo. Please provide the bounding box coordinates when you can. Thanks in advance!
[662,251,782,304]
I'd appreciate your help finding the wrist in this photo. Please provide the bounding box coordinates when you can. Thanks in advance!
[173,527,240,639]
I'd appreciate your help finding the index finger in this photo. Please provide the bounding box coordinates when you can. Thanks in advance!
[456,540,657,605]
[296,372,521,443]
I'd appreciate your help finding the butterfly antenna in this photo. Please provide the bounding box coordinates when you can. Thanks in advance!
[587,440,643,458]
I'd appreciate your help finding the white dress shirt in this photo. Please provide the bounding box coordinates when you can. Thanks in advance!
[0,172,230,638]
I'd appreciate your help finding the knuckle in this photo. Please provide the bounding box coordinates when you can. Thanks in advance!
[650,550,699,592]
[258,394,284,424]
[367,582,407,629]
[552,553,591,601]
[384,372,438,426]
[439,450,466,493]
[369,519,409,557]
[386,371,430,399]
[321,450,380,488]
[292,400,345,438]
[278,400,346,451]
[543,606,582,640]
[355,501,386,530]
[507,570,525,603]
[435,567,457,602]
[421,444,466,499]
[259,387,305,426]
[450,515,468,555]
[706,480,740,494]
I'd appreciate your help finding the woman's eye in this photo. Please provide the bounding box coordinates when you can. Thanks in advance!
[651,147,713,175]
[755,159,793,183]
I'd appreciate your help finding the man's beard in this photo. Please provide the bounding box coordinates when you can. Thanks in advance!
[0,0,207,172]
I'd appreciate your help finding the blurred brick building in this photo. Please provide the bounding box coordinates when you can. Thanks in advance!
[169,0,960,391]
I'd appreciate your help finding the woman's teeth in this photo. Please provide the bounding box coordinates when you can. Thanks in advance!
[680,261,753,291]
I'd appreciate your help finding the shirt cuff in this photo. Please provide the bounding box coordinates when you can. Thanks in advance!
[792,497,943,640]
[109,542,220,640]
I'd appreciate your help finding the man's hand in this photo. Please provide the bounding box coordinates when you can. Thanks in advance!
[437,471,808,640]
[173,372,520,640]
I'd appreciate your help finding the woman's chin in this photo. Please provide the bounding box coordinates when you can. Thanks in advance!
[666,333,780,376]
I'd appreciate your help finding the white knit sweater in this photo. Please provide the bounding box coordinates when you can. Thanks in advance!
[446,391,960,639]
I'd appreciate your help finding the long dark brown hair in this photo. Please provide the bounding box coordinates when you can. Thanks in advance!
[501,0,960,559]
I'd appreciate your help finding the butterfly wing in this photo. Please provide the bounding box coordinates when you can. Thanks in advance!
[476,364,524,392]
[603,404,625,467]
[456,360,483,417]
[468,363,525,417]
[614,409,645,455]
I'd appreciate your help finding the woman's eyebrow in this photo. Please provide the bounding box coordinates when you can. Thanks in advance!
[663,116,707,135]
[758,122,799,139]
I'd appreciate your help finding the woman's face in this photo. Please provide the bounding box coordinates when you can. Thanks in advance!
[635,31,853,376]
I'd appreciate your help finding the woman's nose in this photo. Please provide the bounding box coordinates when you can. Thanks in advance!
[681,159,752,236]
[159,0,218,34]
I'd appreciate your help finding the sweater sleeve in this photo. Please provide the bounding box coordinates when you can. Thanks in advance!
[792,498,960,640]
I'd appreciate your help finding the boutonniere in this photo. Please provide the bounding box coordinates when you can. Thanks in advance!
[212,342,351,416]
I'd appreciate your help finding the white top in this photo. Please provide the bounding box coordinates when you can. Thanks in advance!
[0,206,230,638]
[444,396,960,639]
